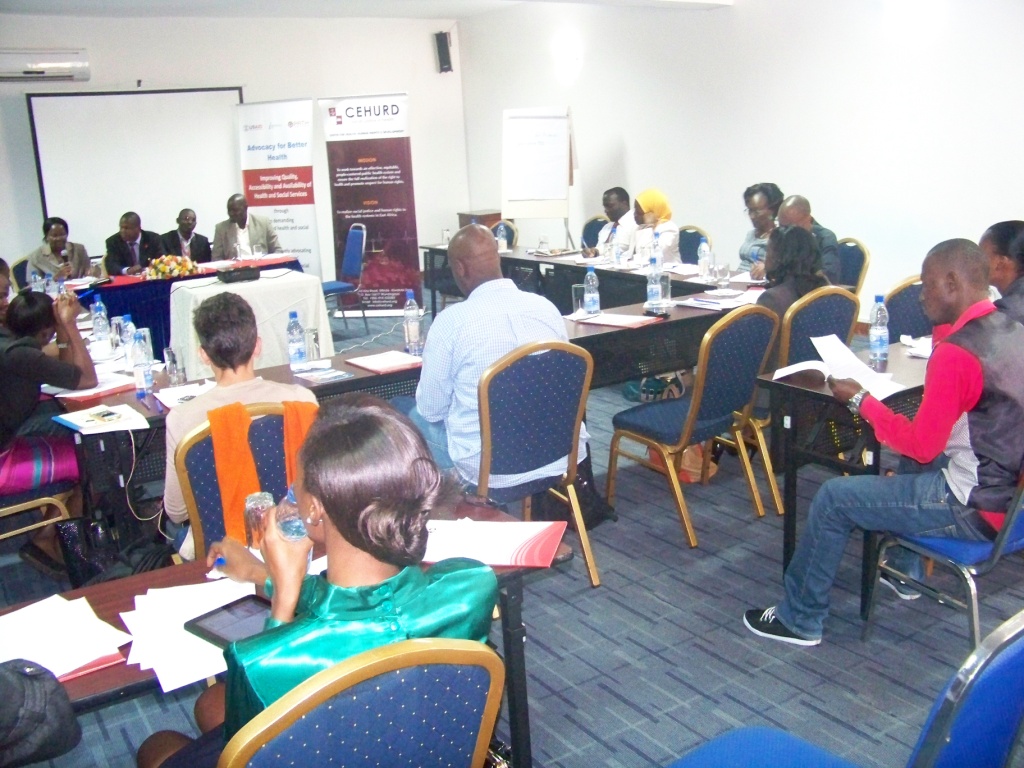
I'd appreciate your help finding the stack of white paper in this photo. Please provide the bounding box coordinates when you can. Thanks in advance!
[153,379,217,409]
[0,595,132,677]
[120,578,255,692]
[771,334,906,401]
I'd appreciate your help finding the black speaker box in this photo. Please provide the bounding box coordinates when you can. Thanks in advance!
[435,31,453,73]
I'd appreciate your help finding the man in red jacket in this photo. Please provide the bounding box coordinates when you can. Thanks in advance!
[745,238,1024,646]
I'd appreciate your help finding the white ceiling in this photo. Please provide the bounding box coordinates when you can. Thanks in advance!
[0,0,730,19]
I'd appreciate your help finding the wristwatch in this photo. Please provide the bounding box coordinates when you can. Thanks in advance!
[847,389,869,416]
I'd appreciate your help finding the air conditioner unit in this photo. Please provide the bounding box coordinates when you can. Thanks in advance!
[0,49,90,82]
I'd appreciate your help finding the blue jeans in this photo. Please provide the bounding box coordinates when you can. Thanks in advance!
[390,396,455,471]
[775,470,992,640]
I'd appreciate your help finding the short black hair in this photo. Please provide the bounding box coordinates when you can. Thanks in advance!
[121,211,141,226]
[299,398,454,567]
[0,258,9,279]
[603,187,630,206]
[6,291,55,338]
[766,226,827,296]
[927,238,989,290]
[192,293,257,370]
[983,221,1024,259]
[43,217,69,236]
[743,183,785,215]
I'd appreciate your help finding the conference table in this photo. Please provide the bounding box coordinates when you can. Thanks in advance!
[168,268,333,380]
[75,255,303,358]
[760,347,927,615]
[3,505,567,768]
[420,243,711,317]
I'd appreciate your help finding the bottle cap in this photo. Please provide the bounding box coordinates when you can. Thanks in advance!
[587,265,595,272]
[289,310,298,319]
[123,314,132,324]
[406,289,415,299]
[134,330,144,341]
[875,295,884,302]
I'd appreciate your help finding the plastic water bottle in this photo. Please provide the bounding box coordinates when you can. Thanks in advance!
[583,266,600,314]
[287,311,306,367]
[869,295,889,367]
[404,289,423,355]
[56,277,65,295]
[697,237,711,278]
[30,272,43,292]
[132,330,153,393]
[91,297,110,344]
[44,272,57,297]
[275,486,307,542]
[495,222,508,252]
[121,314,136,347]
[652,232,663,268]
[647,255,663,305]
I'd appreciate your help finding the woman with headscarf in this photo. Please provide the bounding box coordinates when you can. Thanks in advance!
[629,188,680,264]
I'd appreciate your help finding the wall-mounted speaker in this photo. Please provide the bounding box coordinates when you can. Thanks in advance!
[434,32,453,74]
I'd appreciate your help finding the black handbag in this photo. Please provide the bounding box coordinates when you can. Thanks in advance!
[0,659,81,768]
[54,517,174,588]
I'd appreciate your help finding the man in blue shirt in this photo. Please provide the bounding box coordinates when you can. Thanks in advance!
[395,224,568,487]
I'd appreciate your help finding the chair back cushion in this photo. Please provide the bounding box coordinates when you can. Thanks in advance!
[887,281,934,340]
[340,225,365,281]
[677,229,704,265]
[688,308,777,443]
[181,415,287,551]
[909,609,1024,768]
[12,259,28,291]
[243,663,492,768]
[484,348,587,476]
[838,240,866,289]
[783,290,858,366]
[581,216,609,248]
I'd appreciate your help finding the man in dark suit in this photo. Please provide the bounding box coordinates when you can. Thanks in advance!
[104,212,164,276]
[161,209,212,263]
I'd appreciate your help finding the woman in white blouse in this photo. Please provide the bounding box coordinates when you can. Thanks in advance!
[629,188,680,264]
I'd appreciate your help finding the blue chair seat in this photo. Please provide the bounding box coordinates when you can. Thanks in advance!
[613,393,735,447]
[899,535,994,565]
[666,726,857,768]
[322,279,355,295]
[0,480,76,507]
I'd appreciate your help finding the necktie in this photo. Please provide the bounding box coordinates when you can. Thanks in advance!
[130,241,138,266]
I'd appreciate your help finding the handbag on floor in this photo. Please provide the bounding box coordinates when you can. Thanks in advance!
[531,450,617,530]
[0,659,81,768]
[55,517,174,588]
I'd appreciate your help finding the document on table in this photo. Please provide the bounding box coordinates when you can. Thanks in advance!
[675,289,762,311]
[730,271,768,284]
[575,313,662,328]
[153,380,217,409]
[120,578,255,692]
[346,350,422,373]
[52,403,151,434]
[0,595,132,678]
[901,335,933,359]
[42,371,136,399]
[771,334,906,400]
[423,519,567,567]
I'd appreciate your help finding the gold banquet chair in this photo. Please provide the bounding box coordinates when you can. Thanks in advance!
[475,341,601,587]
[218,639,505,768]
[607,305,779,546]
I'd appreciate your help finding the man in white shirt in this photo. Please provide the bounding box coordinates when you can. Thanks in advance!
[584,187,638,257]
[161,293,317,557]
[395,224,574,488]
[211,194,282,261]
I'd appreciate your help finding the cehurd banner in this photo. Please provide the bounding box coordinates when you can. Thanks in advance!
[319,93,420,311]
[237,99,319,276]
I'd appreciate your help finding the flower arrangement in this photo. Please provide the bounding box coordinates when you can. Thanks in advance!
[145,254,200,279]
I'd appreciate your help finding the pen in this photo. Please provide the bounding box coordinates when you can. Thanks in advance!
[136,394,152,411]
[214,556,226,569]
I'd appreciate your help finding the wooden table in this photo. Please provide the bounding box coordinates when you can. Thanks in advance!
[3,504,565,768]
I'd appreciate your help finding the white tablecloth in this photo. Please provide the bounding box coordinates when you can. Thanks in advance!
[169,268,332,380]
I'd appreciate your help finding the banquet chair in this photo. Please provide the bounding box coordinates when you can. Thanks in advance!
[322,222,369,333]
[865,472,1024,649]
[0,483,74,542]
[732,286,860,518]
[11,258,29,291]
[218,639,505,768]
[886,275,933,341]
[665,604,1024,768]
[678,225,712,265]
[836,237,871,295]
[607,305,778,546]
[581,214,610,249]
[475,340,601,587]
[175,403,288,560]
[490,219,518,247]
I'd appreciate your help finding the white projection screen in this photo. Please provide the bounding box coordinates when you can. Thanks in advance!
[27,87,243,256]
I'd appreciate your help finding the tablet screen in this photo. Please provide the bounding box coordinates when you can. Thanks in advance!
[184,595,272,649]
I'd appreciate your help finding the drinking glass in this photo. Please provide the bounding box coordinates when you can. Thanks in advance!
[716,263,732,289]
[244,492,275,549]
[164,347,186,386]
[109,316,124,351]
[304,328,320,361]
[138,328,153,362]
[659,273,672,305]
[252,243,266,260]
[441,228,451,245]
[571,284,586,315]
[538,235,550,252]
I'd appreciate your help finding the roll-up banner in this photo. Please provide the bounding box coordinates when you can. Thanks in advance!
[237,99,319,276]
[319,93,420,313]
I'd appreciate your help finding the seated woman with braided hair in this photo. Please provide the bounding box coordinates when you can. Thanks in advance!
[139,397,498,768]
[756,225,829,371]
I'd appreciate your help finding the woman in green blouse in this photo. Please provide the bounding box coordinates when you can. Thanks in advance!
[139,400,498,768]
